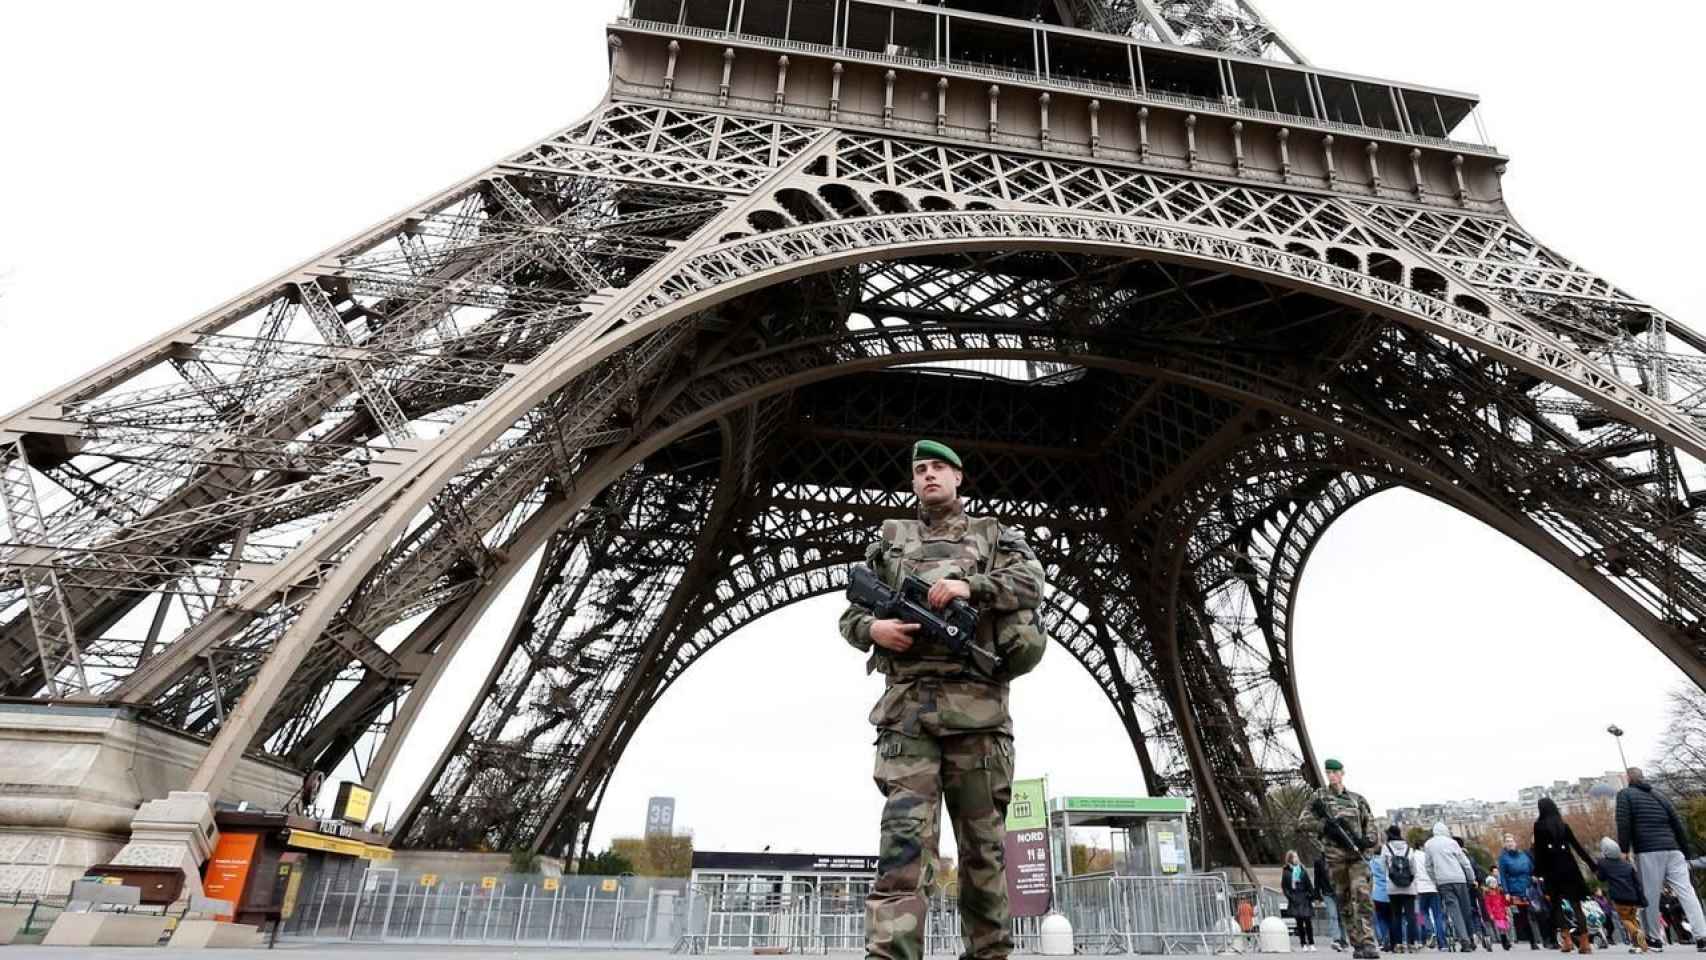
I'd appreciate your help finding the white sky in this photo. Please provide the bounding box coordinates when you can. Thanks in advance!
[1,2,1701,860]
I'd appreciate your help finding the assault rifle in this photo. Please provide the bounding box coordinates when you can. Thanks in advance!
[1310,798,1375,856]
[845,564,995,673]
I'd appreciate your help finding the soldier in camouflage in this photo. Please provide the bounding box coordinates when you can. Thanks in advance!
[839,440,1047,960]
[1300,758,1381,959]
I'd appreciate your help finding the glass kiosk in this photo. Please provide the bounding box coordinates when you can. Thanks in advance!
[1049,796,1194,879]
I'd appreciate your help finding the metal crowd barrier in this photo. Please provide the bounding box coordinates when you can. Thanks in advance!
[1057,873,1254,955]
[281,869,684,946]
[275,866,1258,953]
[680,878,1045,955]
[677,880,820,953]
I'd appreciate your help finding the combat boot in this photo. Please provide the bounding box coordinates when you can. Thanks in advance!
[1354,945,1382,959]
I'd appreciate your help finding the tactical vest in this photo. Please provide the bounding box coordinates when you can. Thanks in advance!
[864,512,1046,683]
[865,514,999,680]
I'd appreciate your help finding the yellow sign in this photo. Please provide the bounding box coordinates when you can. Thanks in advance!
[420,873,439,888]
[481,876,498,890]
[100,876,123,885]
[601,878,618,893]
[280,865,304,919]
[335,782,374,824]
[284,828,390,861]
[542,877,559,892]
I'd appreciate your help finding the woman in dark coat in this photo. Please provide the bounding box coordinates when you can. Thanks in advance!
[1283,849,1319,949]
[1533,797,1597,953]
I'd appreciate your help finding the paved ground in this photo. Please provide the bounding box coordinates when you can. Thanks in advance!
[0,949,1301,958]
[0,949,686,958]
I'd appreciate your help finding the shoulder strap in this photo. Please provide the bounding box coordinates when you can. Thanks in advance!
[879,518,901,545]
[979,517,1001,575]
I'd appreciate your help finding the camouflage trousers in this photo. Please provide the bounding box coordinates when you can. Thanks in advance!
[866,729,1015,960]
[1327,854,1375,949]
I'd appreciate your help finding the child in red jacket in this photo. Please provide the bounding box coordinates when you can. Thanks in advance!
[1485,877,1514,950]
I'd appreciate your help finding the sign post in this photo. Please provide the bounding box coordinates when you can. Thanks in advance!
[646,797,675,837]
[1002,778,1052,917]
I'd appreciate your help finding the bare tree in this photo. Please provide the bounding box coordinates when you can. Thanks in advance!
[1652,686,1706,797]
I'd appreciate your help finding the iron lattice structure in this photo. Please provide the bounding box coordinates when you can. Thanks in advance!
[3,0,1703,874]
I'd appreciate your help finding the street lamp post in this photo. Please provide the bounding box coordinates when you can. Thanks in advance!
[1607,724,1629,774]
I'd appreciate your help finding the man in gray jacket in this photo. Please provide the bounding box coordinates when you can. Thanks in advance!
[1424,822,1478,951]
[1616,767,1706,950]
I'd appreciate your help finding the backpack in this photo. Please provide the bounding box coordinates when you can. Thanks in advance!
[1387,844,1416,887]
[984,521,1048,681]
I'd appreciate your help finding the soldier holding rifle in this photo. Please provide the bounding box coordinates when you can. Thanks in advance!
[1302,758,1382,959]
[839,440,1048,960]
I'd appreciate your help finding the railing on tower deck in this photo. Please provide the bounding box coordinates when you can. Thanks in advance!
[612,17,1498,156]
[613,75,1360,193]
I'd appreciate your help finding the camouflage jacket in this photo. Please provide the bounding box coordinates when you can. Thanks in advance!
[1298,783,1376,860]
[838,498,1046,732]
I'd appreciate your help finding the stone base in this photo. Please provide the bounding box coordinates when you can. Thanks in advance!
[0,905,31,945]
[41,911,172,946]
[0,703,298,896]
[169,918,264,948]
[109,790,218,902]
[0,829,122,897]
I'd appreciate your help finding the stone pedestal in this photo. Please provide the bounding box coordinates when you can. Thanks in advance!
[108,791,219,901]
[41,911,172,946]
[0,905,32,945]
[169,918,264,948]
[0,703,297,893]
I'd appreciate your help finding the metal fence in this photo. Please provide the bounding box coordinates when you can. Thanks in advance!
[1056,872,1263,955]
[278,866,1264,953]
[282,870,686,947]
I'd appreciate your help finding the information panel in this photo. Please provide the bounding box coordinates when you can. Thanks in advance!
[1002,778,1052,917]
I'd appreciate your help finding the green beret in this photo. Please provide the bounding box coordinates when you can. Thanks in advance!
[1324,758,1343,771]
[912,440,962,469]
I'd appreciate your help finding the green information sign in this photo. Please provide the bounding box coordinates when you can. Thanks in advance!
[1006,779,1048,831]
[1003,777,1052,917]
[1055,795,1191,815]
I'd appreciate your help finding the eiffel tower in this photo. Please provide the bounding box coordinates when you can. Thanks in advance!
[2,0,1701,878]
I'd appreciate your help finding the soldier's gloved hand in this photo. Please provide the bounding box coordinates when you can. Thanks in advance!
[871,619,920,653]
[926,578,971,610]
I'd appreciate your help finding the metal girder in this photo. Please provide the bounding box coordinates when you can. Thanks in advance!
[0,440,89,697]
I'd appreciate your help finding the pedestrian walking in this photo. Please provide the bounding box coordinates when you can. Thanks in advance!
[1459,836,1495,951]
[1320,852,1347,950]
[1616,768,1706,952]
[1486,878,1514,950]
[1413,834,1449,951]
[1661,887,1693,946]
[1288,850,1321,951]
[1426,822,1480,951]
[1374,847,1394,951]
[1534,797,1597,954]
[1385,825,1423,953]
[1534,876,1559,947]
[1595,892,1622,949]
[1500,837,1544,950]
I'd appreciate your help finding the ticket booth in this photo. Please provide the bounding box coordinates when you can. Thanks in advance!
[1049,796,1194,879]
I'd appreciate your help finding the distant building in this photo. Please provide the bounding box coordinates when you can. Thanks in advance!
[1384,770,1626,845]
